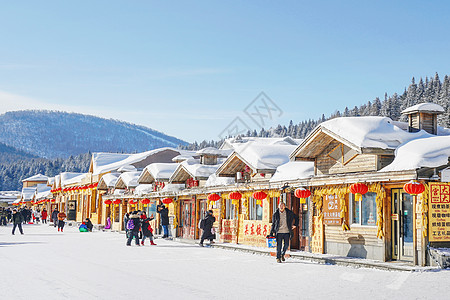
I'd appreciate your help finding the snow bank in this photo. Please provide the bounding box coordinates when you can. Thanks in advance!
[381,136,450,171]
[270,161,314,182]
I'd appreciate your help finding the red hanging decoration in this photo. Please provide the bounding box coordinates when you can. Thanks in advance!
[349,183,369,201]
[162,198,173,204]
[294,188,311,204]
[403,180,425,195]
[207,193,221,201]
[104,199,112,205]
[252,191,268,200]
[141,198,151,205]
[113,199,121,205]
[229,192,242,200]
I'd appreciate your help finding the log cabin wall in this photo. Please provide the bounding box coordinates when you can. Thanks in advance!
[316,140,378,175]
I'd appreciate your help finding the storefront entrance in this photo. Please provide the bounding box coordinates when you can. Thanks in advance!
[181,198,196,239]
[391,189,414,261]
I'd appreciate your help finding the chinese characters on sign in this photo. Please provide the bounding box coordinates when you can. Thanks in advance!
[323,194,341,226]
[429,183,450,242]
[239,220,270,247]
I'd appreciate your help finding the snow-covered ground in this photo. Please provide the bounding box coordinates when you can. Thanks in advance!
[1,224,449,300]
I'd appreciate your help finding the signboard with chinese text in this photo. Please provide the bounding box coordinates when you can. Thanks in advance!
[239,220,271,247]
[323,194,341,225]
[221,219,238,243]
[429,182,450,242]
[311,216,324,253]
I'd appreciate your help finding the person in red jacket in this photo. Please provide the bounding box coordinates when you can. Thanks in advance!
[57,211,67,232]
[41,208,48,224]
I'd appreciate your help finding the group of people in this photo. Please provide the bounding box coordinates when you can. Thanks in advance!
[50,208,68,232]
[124,210,157,246]
[1,207,50,235]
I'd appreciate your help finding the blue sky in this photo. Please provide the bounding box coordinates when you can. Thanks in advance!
[1,1,450,142]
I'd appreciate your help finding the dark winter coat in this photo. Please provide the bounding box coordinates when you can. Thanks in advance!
[51,210,59,221]
[270,208,299,239]
[141,217,154,237]
[12,212,24,224]
[85,219,93,231]
[201,214,216,240]
[157,205,169,225]
[128,215,141,232]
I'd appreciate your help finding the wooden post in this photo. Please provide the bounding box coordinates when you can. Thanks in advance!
[413,194,417,265]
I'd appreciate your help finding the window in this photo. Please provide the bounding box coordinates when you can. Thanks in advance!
[249,197,263,220]
[350,192,377,226]
[225,199,237,220]
[328,143,358,165]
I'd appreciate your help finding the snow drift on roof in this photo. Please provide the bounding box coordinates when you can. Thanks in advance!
[60,173,87,186]
[92,148,180,175]
[116,172,141,188]
[143,163,179,181]
[196,147,233,156]
[134,184,153,196]
[117,165,137,172]
[401,103,444,114]
[220,136,300,150]
[270,161,315,182]
[320,116,436,150]
[21,187,36,200]
[205,173,236,187]
[381,136,450,172]
[161,183,185,192]
[100,173,120,188]
[22,174,48,182]
[235,144,297,171]
[181,160,221,178]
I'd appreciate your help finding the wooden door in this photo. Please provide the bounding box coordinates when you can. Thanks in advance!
[182,200,196,239]
[287,193,300,249]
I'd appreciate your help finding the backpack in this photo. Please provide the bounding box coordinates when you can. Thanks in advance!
[126,219,135,230]
[199,219,205,230]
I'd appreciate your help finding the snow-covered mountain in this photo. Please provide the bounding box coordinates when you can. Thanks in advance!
[0,110,188,158]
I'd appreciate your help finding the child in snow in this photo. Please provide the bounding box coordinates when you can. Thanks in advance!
[141,213,156,246]
[79,222,88,232]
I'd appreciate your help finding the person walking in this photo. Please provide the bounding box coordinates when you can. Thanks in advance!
[51,208,59,227]
[123,212,130,238]
[199,210,216,247]
[269,202,299,263]
[141,213,156,246]
[34,209,41,224]
[157,204,170,238]
[0,208,7,226]
[11,209,24,235]
[126,211,141,246]
[57,210,67,232]
[20,208,28,224]
[41,208,48,224]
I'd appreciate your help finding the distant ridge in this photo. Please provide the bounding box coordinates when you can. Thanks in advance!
[0,110,188,159]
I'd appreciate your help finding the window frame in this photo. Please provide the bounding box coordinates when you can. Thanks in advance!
[349,192,378,227]
[248,197,263,221]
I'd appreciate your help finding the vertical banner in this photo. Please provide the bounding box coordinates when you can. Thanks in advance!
[429,183,450,242]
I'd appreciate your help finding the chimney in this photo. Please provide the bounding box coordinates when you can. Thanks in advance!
[401,103,444,135]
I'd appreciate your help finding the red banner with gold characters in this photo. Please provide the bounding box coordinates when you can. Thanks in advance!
[429,182,450,242]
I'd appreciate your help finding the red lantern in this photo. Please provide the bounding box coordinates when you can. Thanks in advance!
[252,191,268,200]
[403,180,425,195]
[51,199,56,203]
[141,198,150,205]
[229,192,242,200]
[207,193,221,202]
[104,199,112,205]
[294,188,311,204]
[113,199,121,205]
[129,199,138,205]
[349,183,369,201]
[162,198,173,204]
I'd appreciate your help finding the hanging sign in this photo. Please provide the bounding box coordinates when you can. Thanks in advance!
[429,183,450,242]
[323,194,341,225]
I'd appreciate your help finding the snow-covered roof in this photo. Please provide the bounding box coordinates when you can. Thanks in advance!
[55,174,61,188]
[35,185,52,200]
[98,173,120,189]
[170,159,221,182]
[401,103,445,114]
[60,172,87,187]
[381,136,450,172]
[91,148,181,175]
[21,187,36,201]
[134,184,154,196]
[117,165,137,172]
[205,173,236,187]
[22,174,48,182]
[115,172,141,189]
[196,147,233,157]
[161,183,185,193]
[269,161,315,183]
[139,163,179,183]
[47,177,55,186]
[172,154,195,162]
[220,136,300,150]
[237,144,297,171]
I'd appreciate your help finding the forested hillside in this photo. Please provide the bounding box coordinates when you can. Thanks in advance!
[0,110,187,158]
